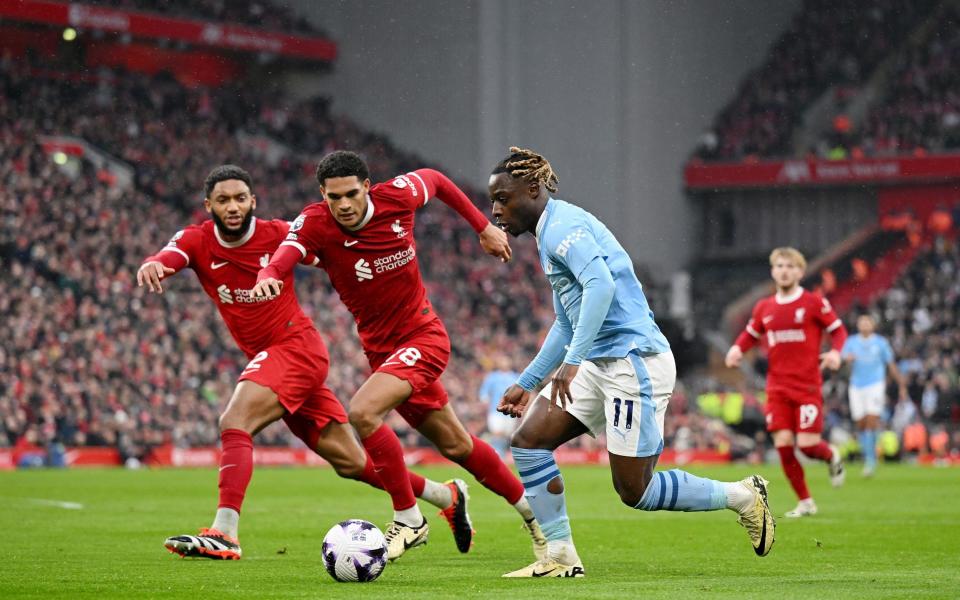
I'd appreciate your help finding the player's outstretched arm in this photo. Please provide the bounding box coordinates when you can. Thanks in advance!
[418,168,511,262]
[252,243,302,298]
[137,261,177,294]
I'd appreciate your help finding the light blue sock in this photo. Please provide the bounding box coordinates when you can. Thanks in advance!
[511,447,571,541]
[635,469,727,512]
[864,430,878,469]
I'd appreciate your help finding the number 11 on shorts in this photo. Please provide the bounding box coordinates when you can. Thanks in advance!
[613,397,634,429]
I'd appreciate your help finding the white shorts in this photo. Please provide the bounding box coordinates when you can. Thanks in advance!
[848,381,885,421]
[487,411,517,436]
[538,351,675,457]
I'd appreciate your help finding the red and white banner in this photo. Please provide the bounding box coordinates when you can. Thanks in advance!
[685,154,960,190]
[0,445,732,469]
[0,0,337,62]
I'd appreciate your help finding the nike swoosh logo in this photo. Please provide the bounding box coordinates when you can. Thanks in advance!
[211,261,229,269]
[756,513,767,555]
[532,568,557,577]
[219,464,237,472]
[344,240,358,247]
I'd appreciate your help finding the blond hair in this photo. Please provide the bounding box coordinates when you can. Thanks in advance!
[493,146,559,193]
[769,247,807,270]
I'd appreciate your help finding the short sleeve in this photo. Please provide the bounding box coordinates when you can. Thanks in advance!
[814,294,843,331]
[882,339,895,363]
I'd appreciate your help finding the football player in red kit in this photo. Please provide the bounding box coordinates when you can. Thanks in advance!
[253,151,546,562]
[725,247,848,517]
[138,165,462,560]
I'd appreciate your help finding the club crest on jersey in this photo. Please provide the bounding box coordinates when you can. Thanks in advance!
[392,219,407,238]
[794,308,805,323]
[260,253,271,268]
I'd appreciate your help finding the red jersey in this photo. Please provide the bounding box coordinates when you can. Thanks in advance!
[261,169,489,353]
[735,287,847,393]
[143,218,317,358]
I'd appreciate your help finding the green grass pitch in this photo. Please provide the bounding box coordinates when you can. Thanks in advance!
[2,464,958,599]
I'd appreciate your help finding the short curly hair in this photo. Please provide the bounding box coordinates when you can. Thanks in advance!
[204,164,252,198]
[315,150,370,185]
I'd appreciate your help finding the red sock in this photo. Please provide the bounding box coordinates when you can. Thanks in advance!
[777,445,810,501]
[218,429,254,512]
[361,425,416,510]
[459,435,525,504]
[357,455,426,497]
[799,441,834,462]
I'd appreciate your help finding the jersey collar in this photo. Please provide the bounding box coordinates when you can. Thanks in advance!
[214,216,257,248]
[535,198,556,244]
[775,286,804,304]
[347,194,376,231]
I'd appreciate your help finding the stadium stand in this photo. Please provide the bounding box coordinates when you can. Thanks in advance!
[695,0,935,161]
[84,0,325,35]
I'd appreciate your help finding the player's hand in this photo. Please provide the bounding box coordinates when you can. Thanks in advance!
[479,222,512,263]
[498,384,532,419]
[724,345,743,368]
[251,277,283,299]
[549,363,579,412]
[137,261,176,294]
[819,349,842,370]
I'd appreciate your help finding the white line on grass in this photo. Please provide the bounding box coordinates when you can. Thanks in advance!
[27,498,84,510]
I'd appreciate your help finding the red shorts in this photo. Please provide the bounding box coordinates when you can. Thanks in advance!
[366,319,451,428]
[238,327,347,446]
[765,387,824,434]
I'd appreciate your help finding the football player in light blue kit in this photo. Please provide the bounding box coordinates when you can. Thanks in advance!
[489,147,776,578]
[841,314,906,477]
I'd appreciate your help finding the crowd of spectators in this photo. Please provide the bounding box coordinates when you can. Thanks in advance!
[84,0,325,36]
[820,234,960,459]
[819,6,960,159]
[0,56,609,461]
[695,0,934,162]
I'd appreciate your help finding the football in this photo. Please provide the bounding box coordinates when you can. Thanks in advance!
[321,519,388,583]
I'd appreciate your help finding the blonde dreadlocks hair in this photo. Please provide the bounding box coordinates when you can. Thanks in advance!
[493,146,559,193]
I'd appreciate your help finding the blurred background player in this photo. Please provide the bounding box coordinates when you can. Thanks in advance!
[492,147,775,578]
[725,247,848,518]
[137,165,458,560]
[479,354,521,456]
[842,313,907,477]
[253,151,546,562]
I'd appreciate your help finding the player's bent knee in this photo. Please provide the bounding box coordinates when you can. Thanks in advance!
[347,407,380,437]
[437,438,473,462]
[615,475,652,507]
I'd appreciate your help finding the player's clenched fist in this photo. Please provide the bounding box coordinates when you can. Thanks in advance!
[724,345,743,368]
[251,277,283,298]
[137,261,176,294]
[819,349,842,371]
[479,222,512,263]
[498,384,532,419]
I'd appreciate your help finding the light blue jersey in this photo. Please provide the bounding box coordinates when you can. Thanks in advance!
[480,370,520,417]
[842,333,894,388]
[517,198,669,390]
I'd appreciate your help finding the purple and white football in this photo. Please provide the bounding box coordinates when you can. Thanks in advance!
[321,519,388,583]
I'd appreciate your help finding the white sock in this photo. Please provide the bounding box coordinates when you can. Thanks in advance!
[419,479,453,508]
[513,496,536,521]
[724,482,755,513]
[211,508,240,538]
[547,539,580,564]
[394,504,424,527]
